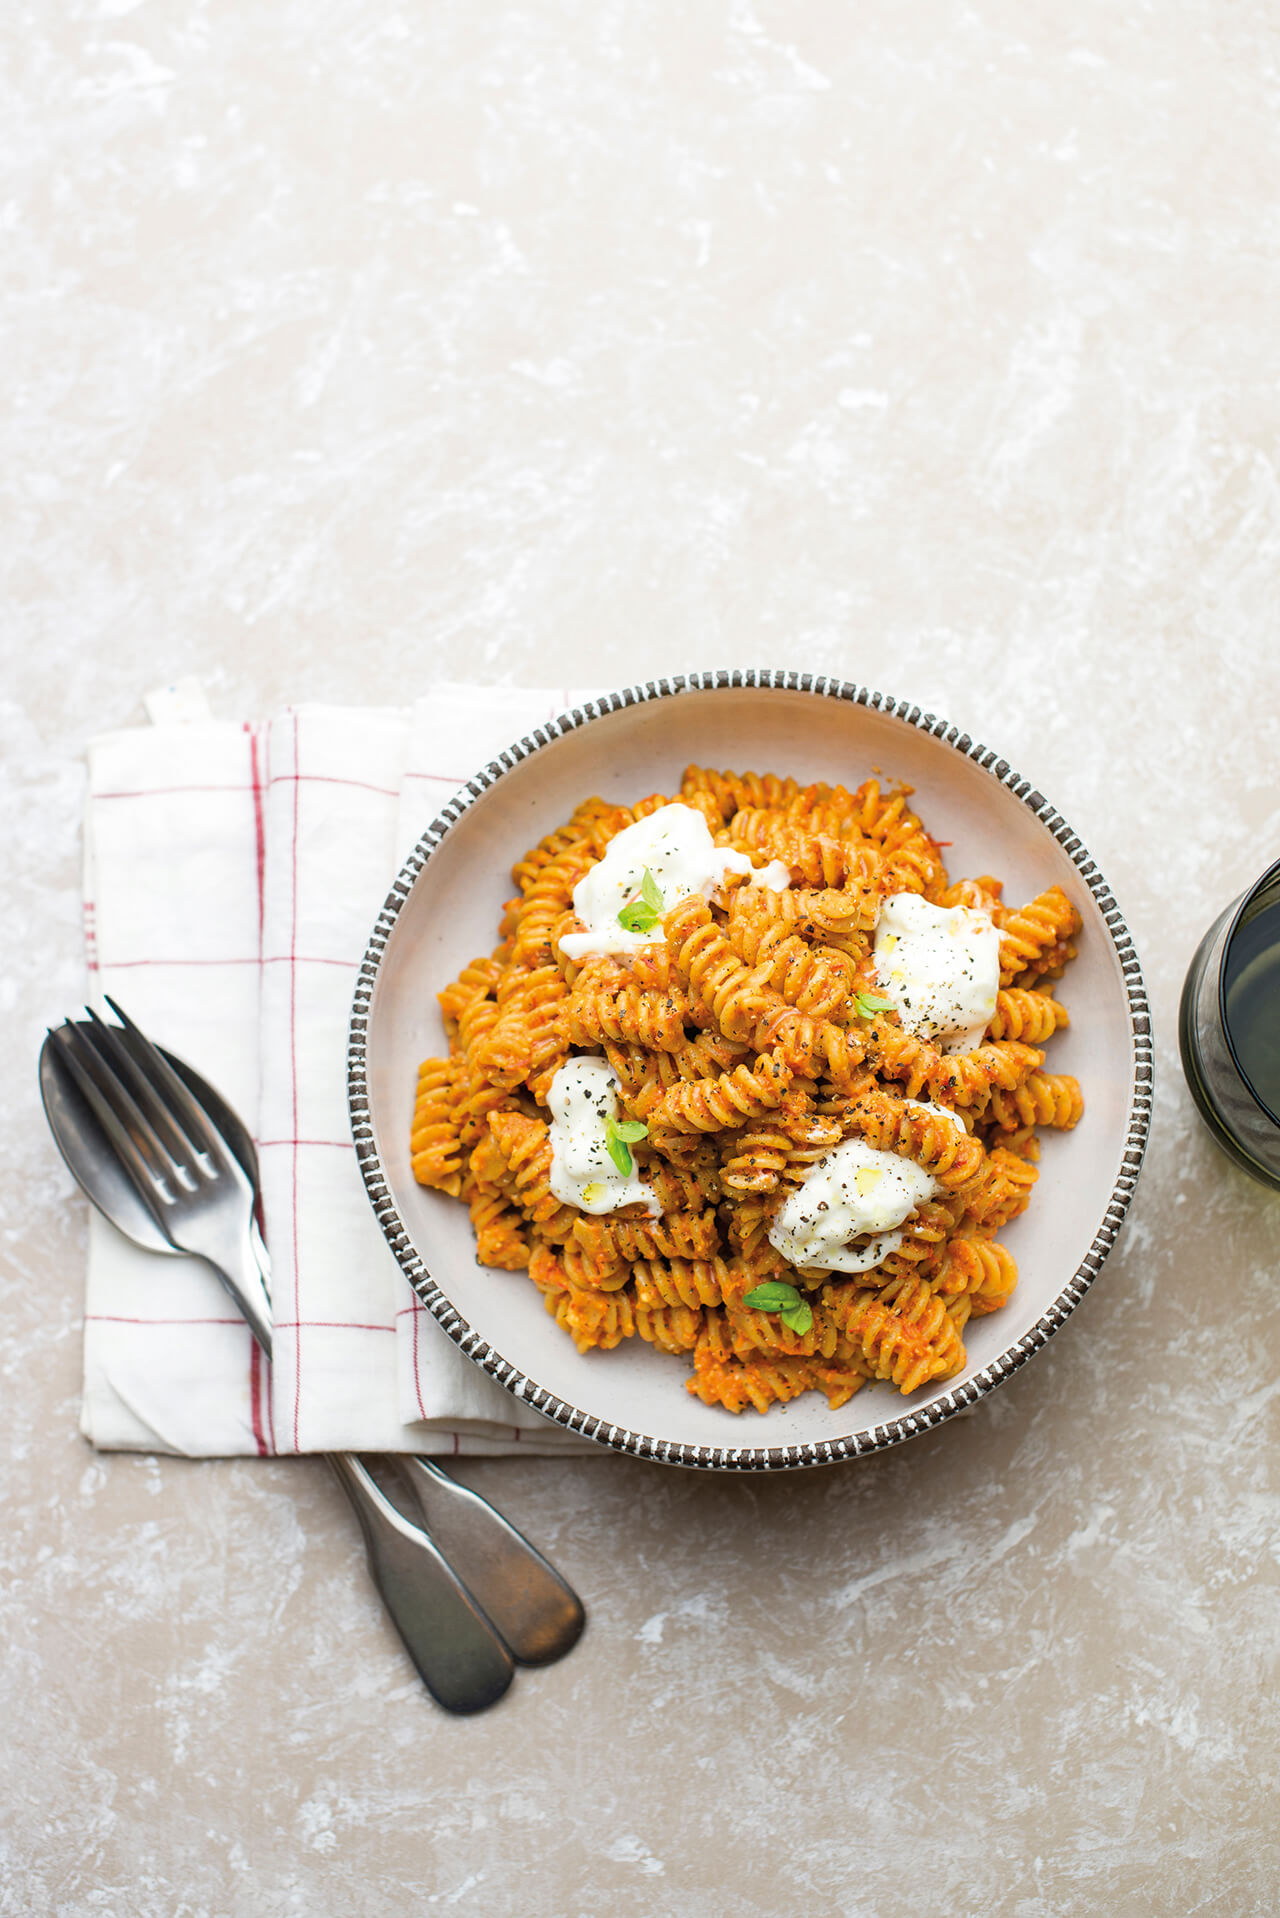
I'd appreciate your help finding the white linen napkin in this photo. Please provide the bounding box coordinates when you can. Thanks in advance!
[80,682,599,1457]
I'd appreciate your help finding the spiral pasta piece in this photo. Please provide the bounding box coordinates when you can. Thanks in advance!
[722,1092,841,1198]
[467,1179,530,1270]
[961,1146,1039,1232]
[724,895,855,1019]
[410,1056,465,1194]
[858,1196,963,1290]
[789,780,949,894]
[729,881,878,953]
[626,791,678,824]
[551,1287,636,1351]
[644,1153,725,1212]
[686,1317,866,1413]
[572,1210,721,1272]
[647,1049,794,1134]
[847,779,936,851]
[680,764,803,823]
[687,1343,809,1414]
[666,896,841,1081]
[474,964,569,1087]
[996,887,1083,984]
[486,1110,579,1240]
[844,1085,987,1190]
[865,1021,1044,1108]
[879,844,943,897]
[511,818,587,893]
[438,954,504,1038]
[529,1243,636,1349]
[558,1230,628,1292]
[566,957,689,1052]
[985,988,1069,1044]
[664,895,778,1043]
[454,1067,520,1150]
[985,1071,1084,1132]
[669,1028,753,1080]
[455,967,501,1061]
[777,783,868,839]
[628,943,682,994]
[727,811,881,892]
[634,1303,705,1353]
[511,840,601,968]
[826,1274,967,1392]
[721,1191,786,1265]
[946,1292,974,1335]
[597,1032,747,1111]
[720,1115,796,1194]
[629,1256,729,1309]
[447,955,514,1149]
[935,1235,1018,1310]
[776,1115,847,1192]
[938,876,1004,914]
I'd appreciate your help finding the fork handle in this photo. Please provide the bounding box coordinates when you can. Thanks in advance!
[325,1453,514,1714]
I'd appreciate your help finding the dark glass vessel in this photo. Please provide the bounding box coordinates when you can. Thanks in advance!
[1180,857,1280,1191]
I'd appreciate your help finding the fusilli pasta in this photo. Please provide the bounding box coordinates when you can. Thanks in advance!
[410,763,1084,1415]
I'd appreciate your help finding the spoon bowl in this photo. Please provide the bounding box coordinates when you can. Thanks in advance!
[40,1031,259,1259]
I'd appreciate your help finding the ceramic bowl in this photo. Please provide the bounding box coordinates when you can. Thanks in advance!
[350,671,1152,1470]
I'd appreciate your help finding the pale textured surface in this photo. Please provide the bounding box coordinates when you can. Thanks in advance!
[3,3,1280,1913]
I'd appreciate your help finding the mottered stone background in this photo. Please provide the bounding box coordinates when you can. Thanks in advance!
[3,3,1279,1913]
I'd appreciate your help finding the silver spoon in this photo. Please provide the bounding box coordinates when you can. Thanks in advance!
[40,1013,583,1700]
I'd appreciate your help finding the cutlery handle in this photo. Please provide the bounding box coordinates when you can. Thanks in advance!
[325,1453,514,1714]
[399,1457,586,1668]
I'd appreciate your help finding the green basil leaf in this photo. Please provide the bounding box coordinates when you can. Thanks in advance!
[617,900,660,933]
[854,991,896,1018]
[603,1113,646,1175]
[743,1281,804,1313]
[617,868,665,934]
[780,1301,814,1336]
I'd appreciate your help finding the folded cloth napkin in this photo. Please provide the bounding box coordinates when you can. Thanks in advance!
[80,681,601,1457]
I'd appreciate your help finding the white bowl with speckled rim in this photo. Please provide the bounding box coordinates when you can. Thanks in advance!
[349,671,1152,1470]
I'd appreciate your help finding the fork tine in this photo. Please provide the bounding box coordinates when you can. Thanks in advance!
[83,1006,209,1173]
[50,1022,181,1226]
[102,995,242,1178]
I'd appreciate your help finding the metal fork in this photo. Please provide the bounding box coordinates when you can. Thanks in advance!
[52,1001,523,1713]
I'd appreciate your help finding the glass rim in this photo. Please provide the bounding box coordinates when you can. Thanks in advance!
[1218,852,1280,1130]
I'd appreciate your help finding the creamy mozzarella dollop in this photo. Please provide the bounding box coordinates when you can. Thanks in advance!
[767,1103,965,1274]
[873,893,1000,1055]
[546,1057,661,1216]
[558,804,788,962]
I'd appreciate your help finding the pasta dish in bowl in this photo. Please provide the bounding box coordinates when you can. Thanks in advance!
[350,673,1151,1469]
